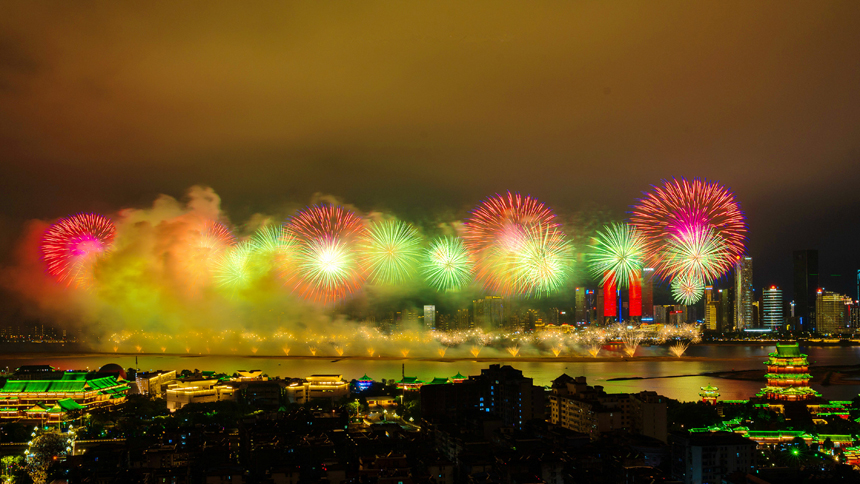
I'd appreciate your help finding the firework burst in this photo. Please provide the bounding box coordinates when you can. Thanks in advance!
[40,213,116,286]
[671,273,705,305]
[214,242,255,290]
[423,236,473,292]
[507,223,573,297]
[630,177,746,278]
[285,205,367,302]
[662,226,733,282]
[588,222,644,288]
[465,192,560,294]
[360,220,422,284]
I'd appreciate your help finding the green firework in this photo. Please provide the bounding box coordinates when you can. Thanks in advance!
[361,220,422,284]
[423,237,473,292]
[663,226,731,283]
[510,224,573,297]
[214,241,255,290]
[294,236,362,302]
[588,222,644,288]
[671,273,704,305]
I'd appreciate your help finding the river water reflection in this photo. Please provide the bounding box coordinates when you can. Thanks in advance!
[2,343,859,402]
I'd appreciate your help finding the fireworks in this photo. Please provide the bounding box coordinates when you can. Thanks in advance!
[292,236,363,303]
[465,192,565,295]
[286,205,367,302]
[423,237,473,292]
[671,273,705,305]
[507,223,573,297]
[630,177,746,279]
[588,222,644,288]
[662,225,733,282]
[214,242,255,290]
[40,213,116,286]
[360,220,422,284]
[251,224,294,259]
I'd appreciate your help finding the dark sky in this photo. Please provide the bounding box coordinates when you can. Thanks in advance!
[2,2,860,299]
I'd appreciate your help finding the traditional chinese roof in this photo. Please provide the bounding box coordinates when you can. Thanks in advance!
[0,376,122,394]
[56,399,85,411]
[774,343,803,357]
[764,373,812,380]
[700,384,719,392]
[358,374,373,382]
[451,372,466,380]
[428,377,450,385]
[397,376,422,384]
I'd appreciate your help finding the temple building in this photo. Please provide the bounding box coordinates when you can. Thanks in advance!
[756,343,821,402]
[699,384,720,405]
[0,370,128,421]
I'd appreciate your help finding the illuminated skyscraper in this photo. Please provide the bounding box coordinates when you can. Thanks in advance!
[641,268,655,320]
[762,286,783,331]
[424,305,436,331]
[815,290,851,334]
[734,256,753,330]
[473,296,505,330]
[705,301,719,331]
[793,250,819,332]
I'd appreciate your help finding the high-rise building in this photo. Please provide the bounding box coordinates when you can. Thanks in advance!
[642,268,655,320]
[596,288,605,324]
[793,250,819,332]
[575,287,587,324]
[424,305,436,331]
[734,256,753,330]
[473,297,505,330]
[815,290,851,334]
[705,301,719,331]
[456,309,470,329]
[762,286,783,331]
[718,287,733,332]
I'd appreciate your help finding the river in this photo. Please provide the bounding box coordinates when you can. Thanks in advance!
[1,343,859,402]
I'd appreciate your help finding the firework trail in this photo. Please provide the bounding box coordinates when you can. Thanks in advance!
[360,220,422,284]
[40,213,116,287]
[630,177,746,279]
[588,222,644,288]
[422,236,473,292]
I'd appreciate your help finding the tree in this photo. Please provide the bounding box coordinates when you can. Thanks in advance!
[26,432,69,484]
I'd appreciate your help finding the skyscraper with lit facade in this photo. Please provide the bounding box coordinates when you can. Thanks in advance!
[641,268,654,320]
[815,290,851,334]
[575,287,587,324]
[424,305,436,331]
[734,256,753,330]
[762,286,783,331]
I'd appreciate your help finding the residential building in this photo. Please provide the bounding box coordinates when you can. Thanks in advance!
[670,431,756,484]
[136,370,176,397]
[165,378,236,411]
[424,305,436,330]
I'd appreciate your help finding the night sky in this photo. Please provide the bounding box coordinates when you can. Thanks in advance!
[2,2,860,308]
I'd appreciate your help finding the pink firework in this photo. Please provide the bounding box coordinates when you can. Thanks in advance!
[464,192,559,294]
[630,177,746,280]
[40,213,116,286]
[285,204,367,302]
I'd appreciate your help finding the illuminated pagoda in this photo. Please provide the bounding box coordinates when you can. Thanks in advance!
[699,384,720,405]
[451,372,467,383]
[396,376,424,391]
[356,374,374,392]
[427,377,450,385]
[757,343,821,402]
[0,371,128,421]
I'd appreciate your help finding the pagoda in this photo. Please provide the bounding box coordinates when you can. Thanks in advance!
[356,374,374,392]
[699,384,720,405]
[757,343,821,402]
